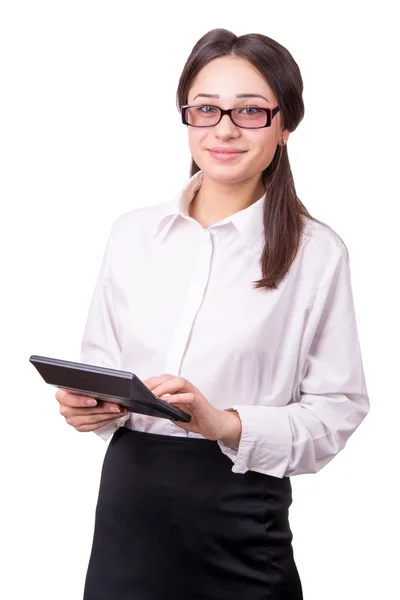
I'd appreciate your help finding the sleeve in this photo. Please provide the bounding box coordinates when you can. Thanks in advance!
[218,246,370,478]
[80,224,130,441]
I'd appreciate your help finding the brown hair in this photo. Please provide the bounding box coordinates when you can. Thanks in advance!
[176,28,317,290]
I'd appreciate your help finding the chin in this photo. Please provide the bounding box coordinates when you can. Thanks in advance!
[201,164,253,185]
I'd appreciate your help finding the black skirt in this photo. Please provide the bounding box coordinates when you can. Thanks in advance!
[83,427,303,600]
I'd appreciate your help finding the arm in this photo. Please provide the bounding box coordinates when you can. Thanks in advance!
[218,247,370,478]
[80,224,130,440]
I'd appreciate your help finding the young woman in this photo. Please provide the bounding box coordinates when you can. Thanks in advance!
[56,28,369,600]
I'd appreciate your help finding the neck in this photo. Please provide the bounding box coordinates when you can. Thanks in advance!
[189,173,265,228]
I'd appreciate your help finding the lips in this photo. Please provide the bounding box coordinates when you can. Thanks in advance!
[207,148,247,163]
[208,147,246,153]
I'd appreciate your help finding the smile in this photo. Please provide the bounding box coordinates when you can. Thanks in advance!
[208,149,247,162]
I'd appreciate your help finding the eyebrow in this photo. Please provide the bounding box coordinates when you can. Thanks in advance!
[193,93,270,103]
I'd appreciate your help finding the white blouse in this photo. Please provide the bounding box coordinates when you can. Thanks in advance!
[80,170,369,478]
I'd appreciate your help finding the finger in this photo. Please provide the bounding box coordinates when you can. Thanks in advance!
[55,389,98,408]
[75,416,126,433]
[164,392,196,405]
[152,378,189,397]
[75,401,128,414]
[67,413,125,429]
[100,402,128,411]
[81,400,128,412]
[59,404,128,418]
[143,374,176,390]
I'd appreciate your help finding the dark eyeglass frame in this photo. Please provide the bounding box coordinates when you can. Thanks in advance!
[181,104,280,129]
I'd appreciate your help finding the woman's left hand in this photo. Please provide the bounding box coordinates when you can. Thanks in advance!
[145,374,242,446]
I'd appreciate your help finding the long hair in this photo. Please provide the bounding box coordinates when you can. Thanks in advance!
[176,28,317,290]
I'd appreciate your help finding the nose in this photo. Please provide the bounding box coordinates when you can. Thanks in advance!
[213,113,240,138]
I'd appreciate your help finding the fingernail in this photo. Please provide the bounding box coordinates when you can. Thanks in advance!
[109,405,120,413]
[86,399,97,406]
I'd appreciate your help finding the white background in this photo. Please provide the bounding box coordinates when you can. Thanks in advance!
[1,1,399,598]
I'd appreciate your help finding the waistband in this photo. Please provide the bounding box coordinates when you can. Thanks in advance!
[119,426,216,445]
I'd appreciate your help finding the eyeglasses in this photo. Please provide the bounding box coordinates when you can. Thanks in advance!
[181,104,280,129]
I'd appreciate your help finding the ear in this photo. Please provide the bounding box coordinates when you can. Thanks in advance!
[279,128,291,147]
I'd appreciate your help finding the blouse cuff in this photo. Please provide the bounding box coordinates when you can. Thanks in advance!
[93,412,130,441]
[217,405,292,479]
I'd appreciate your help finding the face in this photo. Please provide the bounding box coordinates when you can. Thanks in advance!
[186,55,289,185]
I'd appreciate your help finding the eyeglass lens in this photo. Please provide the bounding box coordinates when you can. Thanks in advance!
[185,106,268,128]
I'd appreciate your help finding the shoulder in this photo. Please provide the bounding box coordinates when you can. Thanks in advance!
[298,216,350,288]
[111,200,174,240]
[302,215,349,260]
[110,201,173,247]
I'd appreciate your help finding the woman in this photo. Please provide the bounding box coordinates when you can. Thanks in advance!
[56,28,369,600]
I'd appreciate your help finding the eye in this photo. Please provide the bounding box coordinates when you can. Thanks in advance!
[197,105,219,114]
[239,106,263,116]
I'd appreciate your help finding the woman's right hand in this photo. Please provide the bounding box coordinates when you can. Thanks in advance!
[55,388,128,432]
